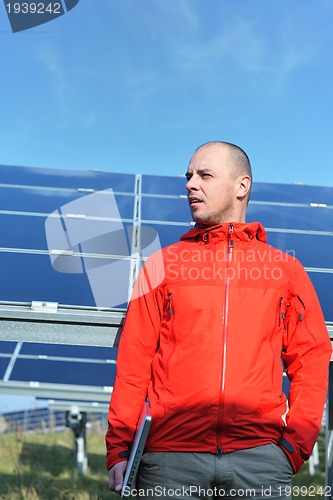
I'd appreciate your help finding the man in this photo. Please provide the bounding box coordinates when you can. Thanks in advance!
[106,142,331,499]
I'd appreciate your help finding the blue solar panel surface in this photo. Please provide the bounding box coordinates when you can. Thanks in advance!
[11,358,115,386]
[0,164,332,403]
[0,165,136,191]
[248,204,332,231]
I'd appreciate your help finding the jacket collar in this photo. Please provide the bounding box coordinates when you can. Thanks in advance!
[180,222,267,244]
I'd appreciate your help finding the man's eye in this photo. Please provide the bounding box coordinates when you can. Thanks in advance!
[201,173,211,178]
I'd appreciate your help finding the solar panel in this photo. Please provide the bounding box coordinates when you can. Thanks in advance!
[141,174,187,195]
[248,203,332,231]
[10,355,115,387]
[0,164,332,410]
[0,165,136,191]
[141,196,190,223]
[251,181,333,204]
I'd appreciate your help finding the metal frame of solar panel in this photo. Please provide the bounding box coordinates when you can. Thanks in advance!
[0,165,332,479]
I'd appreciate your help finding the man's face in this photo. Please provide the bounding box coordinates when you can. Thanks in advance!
[185,144,237,225]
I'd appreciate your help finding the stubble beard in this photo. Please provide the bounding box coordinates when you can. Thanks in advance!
[191,204,234,226]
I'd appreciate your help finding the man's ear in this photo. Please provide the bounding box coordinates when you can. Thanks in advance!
[236,175,251,200]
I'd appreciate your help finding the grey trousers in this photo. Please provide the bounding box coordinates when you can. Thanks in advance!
[135,444,293,499]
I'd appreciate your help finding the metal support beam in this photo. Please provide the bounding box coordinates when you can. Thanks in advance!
[0,380,112,403]
[326,361,333,490]
[0,301,125,347]
[326,328,333,489]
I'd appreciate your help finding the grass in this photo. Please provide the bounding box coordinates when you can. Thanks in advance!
[291,431,326,499]
[0,426,117,499]
[0,426,327,499]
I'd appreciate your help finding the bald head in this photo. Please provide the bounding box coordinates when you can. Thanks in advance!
[186,141,252,224]
[194,141,252,187]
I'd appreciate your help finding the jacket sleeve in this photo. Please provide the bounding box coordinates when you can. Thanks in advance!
[280,259,332,473]
[105,253,164,470]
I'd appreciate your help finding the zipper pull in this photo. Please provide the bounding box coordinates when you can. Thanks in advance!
[216,446,222,457]
[279,297,285,327]
[202,232,210,243]
[280,298,285,319]
[228,224,234,251]
[168,293,173,315]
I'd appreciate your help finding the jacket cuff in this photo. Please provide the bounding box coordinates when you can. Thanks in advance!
[278,437,304,474]
[106,450,129,471]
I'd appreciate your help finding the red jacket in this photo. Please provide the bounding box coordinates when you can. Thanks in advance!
[106,222,331,473]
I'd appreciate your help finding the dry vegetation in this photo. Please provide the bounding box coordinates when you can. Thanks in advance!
[0,427,326,499]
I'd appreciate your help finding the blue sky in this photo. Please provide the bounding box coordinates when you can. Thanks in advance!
[0,0,333,186]
[0,1,333,412]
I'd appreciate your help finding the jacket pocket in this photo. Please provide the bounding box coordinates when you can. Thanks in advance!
[278,296,289,328]
[268,443,293,475]
[163,292,176,381]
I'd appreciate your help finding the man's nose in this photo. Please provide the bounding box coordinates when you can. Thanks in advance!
[186,174,199,192]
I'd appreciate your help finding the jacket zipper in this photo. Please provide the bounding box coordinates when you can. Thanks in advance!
[216,223,234,455]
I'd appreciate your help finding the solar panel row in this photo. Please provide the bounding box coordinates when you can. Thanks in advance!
[0,164,332,409]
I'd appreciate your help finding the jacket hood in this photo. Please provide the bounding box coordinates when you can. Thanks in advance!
[180,222,267,244]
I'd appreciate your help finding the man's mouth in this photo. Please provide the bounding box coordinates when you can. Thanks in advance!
[188,197,203,205]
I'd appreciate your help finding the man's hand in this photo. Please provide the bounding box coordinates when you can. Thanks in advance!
[108,460,128,494]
